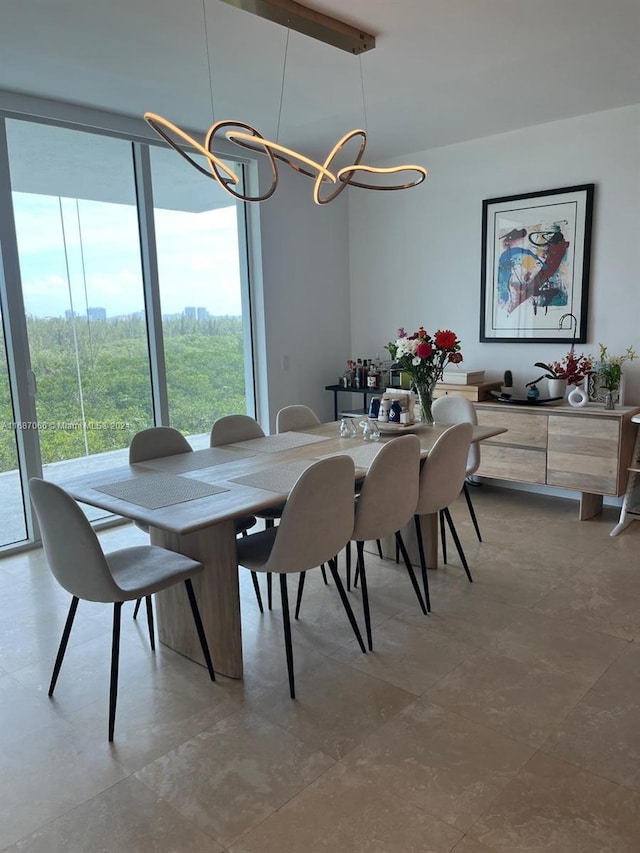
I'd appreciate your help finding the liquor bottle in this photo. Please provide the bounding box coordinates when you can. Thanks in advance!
[355,359,363,388]
[367,361,379,389]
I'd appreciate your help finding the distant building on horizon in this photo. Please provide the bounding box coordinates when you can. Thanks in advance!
[87,307,107,321]
[184,306,208,320]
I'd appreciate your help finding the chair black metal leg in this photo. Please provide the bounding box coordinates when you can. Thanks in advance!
[328,558,366,654]
[439,510,448,564]
[108,602,123,742]
[145,595,155,651]
[48,596,79,696]
[376,539,383,559]
[320,564,328,585]
[132,597,142,620]
[395,539,400,564]
[396,531,428,613]
[346,541,352,590]
[184,579,216,680]
[294,571,306,620]
[250,571,264,613]
[356,542,373,651]
[414,515,431,612]
[265,519,276,607]
[463,482,482,542]
[280,574,296,699]
[443,507,473,582]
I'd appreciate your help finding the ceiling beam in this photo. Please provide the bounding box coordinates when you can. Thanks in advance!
[218,0,375,54]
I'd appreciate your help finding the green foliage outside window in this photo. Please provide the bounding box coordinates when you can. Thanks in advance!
[0,314,246,471]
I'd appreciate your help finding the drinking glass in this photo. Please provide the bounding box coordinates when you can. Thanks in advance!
[339,417,357,438]
[362,418,381,441]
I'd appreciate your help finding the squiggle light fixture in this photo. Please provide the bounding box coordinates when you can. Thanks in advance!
[144,113,427,205]
[145,0,427,205]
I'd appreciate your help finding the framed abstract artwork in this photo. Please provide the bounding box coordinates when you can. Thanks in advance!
[480,184,594,343]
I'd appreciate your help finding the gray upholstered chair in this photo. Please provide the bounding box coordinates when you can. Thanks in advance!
[414,422,474,606]
[210,414,264,446]
[276,404,321,433]
[29,477,215,742]
[277,404,383,586]
[296,435,425,651]
[235,456,365,698]
[432,395,483,552]
[129,426,258,623]
[276,404,329,588]
[129,426,192,465]
[210,414,274,610]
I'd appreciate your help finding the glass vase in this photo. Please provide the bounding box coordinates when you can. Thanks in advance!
[414,379,437,425]
[604,390,616,410]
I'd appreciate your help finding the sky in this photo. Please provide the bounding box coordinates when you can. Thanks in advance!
[12,193,243,319]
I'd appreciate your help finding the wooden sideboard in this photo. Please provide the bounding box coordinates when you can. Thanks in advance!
[473,401,640,519]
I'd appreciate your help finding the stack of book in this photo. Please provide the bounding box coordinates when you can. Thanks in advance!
[441,369,485,385]
[436,369,501,402]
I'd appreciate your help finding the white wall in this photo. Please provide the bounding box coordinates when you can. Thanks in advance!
[257,165,351,429]
[348,105,640,404]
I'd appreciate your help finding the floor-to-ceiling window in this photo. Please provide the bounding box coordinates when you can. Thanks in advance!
[0,304,26,545]
[150,146,249,442]
[0,114,255,550]
[8,121,154,466]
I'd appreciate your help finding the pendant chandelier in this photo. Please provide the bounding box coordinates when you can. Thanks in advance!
[144,0,427,205]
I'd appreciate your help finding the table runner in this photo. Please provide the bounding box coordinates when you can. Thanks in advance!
[230,432,331,453]
[95,473,229,509]
[138,446,255,473]
[315,443,383,468]
[230,459,316,494]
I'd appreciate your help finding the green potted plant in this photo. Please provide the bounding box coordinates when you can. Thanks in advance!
[595,344,637,409]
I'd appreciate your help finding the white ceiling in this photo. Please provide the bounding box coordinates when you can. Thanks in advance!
[1,0,639,162]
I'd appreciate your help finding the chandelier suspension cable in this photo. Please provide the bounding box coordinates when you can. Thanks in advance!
[358,55,368,135]
[333,52,427,192]
[275,28,290,144]
[202,0,216,126]
[227,25,335,183]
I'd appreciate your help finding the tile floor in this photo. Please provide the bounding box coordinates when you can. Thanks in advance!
[1,486,639,852]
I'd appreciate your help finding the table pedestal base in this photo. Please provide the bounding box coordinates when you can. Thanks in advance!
[151,520,243,678]
[377,513,439,569]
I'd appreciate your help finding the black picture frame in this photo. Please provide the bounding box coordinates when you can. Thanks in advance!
[480,184,594,343]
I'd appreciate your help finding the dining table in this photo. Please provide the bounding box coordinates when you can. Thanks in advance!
[60,420,506,678]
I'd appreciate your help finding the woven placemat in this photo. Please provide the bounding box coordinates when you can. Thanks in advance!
[230,459,316,494]
[139,446,255,473]
[315,443,383,468]
[95,473,229,509]
[230,432,331,453]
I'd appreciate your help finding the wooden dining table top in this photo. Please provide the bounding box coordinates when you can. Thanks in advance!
[61,420,506,535]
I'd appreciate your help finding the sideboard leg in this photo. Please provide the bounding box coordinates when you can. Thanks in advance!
[579,492,603,520]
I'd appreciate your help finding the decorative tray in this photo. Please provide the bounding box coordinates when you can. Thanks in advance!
[489,391,563,406]
[376,421,430,433]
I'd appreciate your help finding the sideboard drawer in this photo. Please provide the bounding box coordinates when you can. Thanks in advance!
[477,445,546,484]
[547,415,620,494]
[476,409,547,449]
